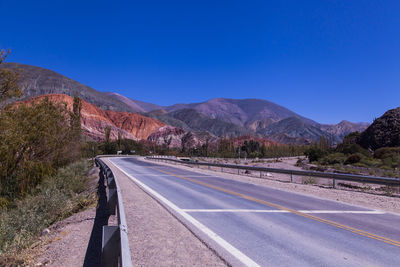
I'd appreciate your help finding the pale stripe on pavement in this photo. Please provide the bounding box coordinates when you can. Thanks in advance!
[182,209,385,214]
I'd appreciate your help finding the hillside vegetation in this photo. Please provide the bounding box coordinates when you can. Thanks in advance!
[304,107,400,178]
[0,50,95,263]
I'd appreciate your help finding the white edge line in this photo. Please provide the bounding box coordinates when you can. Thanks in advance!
[109,160,261,267]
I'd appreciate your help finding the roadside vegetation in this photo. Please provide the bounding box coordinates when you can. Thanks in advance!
[0,160,94,262]
[0,49,96,263]
[95,134,308,159]
[304,134,400,177]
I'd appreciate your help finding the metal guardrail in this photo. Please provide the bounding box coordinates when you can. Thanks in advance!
[95,157,133,267]
[147,156,400,187]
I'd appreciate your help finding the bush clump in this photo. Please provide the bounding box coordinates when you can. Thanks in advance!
[319,153,346,165]
[0,160,92,256]
[304,147,328,162]
[344,154,362,165]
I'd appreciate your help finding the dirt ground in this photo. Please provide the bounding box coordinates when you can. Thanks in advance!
[192,156,400,197]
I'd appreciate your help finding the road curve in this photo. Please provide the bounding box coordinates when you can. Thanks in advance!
[108,157,400,266]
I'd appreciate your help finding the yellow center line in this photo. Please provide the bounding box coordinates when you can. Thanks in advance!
[149,166,400,248]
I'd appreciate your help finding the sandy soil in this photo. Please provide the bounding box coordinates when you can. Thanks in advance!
[145,157,400,215]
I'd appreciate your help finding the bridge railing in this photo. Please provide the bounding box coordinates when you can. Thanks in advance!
[147,156,400,187]
[95,157,133,267]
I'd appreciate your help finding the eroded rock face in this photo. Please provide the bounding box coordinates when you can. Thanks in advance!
[147,126,186,148]
[358,107,400,150]
[22,94,165,141]
[320,120,369,141]
[147,126,218,149]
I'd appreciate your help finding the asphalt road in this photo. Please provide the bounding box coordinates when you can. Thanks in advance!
[108,157,400,267]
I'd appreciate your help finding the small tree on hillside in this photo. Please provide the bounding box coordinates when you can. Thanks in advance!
[0,49,22,103]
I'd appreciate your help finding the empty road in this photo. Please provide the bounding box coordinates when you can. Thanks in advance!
[107,157,400,266]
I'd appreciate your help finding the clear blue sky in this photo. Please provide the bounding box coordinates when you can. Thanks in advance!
[1,0,399,124]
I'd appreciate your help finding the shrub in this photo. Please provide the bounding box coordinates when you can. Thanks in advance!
[358,157,381,168]
[344,154,362,165]
[335,143,370,156]
[304,147,327,162]
[295,158,303,167]
[374,147,400,159]
[320,153,346,165]
[302,176,317,184]
[0,160,92,256]
[0,99,83,199]
[381,157,394,169]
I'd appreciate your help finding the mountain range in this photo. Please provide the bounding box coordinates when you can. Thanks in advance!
[0,62,369,145]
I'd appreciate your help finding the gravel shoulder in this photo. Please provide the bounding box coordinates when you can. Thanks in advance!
[103,158,227,267]
[143,158,400,215]
[34,208,96,267]
[30,166,100,267]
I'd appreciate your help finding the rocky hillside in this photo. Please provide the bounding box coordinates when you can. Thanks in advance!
[0,63,134,112]
[161,98,367,143]
[165,98,314,126]
[261,117,331,144]
[167,109,251,137]
[320,120,369,141]
[358,107,400,150]
[105,92,161,112]
[147,126,218,149]
[22,94,165,141]
[3,62,369,144]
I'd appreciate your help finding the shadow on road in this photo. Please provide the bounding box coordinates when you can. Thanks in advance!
[83,169,110,267]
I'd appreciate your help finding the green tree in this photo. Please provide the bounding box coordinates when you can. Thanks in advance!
[70,94,82,138]
[260,144,267,158]
[0,49,22,103]
[0,99,80,198]
[304,146,327,162]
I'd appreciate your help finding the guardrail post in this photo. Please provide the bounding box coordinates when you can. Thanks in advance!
[333,179,337,189]
[260,171,262,178]
[290,172,293,183]
[107,188,117,215]
[102,225,120,267]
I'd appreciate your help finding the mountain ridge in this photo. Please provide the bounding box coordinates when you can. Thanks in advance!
[1,62,369,144]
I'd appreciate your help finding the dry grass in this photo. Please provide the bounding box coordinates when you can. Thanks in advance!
[0,160,96,265]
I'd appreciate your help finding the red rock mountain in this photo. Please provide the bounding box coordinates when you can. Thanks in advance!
[22,94,165,141]
[147,126,219,148]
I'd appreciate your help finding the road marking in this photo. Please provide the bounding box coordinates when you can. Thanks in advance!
[182,209,386,214]
[109,160,261,267]
[124,174,209,178]
[149,166,400,248]
[298,210,386,214]
[183,209,290,213]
